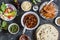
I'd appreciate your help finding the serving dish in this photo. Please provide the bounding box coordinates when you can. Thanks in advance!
[21,11,40,30]
[19,34,31,40]
[21,1,32,11]
[55,17,60,26]
[39,1,58,20]
[8,23,19,34]
[0,4,17,21]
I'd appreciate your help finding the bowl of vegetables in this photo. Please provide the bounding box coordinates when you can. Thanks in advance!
[8,23,19,34]
[0,2,17,21]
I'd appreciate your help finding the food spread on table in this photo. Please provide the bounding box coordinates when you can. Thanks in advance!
[0,0,60,40]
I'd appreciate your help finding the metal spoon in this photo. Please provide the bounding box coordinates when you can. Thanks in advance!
[22,24,26,34]
[47,0,54,5]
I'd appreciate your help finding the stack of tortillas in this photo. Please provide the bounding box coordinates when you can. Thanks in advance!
[36,24,59,40]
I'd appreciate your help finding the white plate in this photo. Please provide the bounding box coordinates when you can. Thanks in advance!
[1,4,17,21]
[39,2,58,20]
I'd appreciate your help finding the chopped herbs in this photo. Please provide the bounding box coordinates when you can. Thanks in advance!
[10,25,18,33]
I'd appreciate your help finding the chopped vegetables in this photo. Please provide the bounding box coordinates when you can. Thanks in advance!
[4,10,16,18]
[10,25,18,33]
[0,2,17,21]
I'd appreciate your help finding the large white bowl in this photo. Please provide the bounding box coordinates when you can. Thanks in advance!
[8,23,19,34]
[21,11,40,30]
[39,2,58,20]
[1,4,17,21]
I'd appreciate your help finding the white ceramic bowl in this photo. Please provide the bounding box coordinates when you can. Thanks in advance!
[39,2,58,20]
[21,1,32,11]
[19,34,31,40]
[21,11,40,30]
[8,23,19,34]
[1,4,17,21]
[55,17,60,26]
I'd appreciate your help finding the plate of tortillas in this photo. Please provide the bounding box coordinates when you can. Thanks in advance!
[36,24,59,40]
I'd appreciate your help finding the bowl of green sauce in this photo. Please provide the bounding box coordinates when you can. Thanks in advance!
[8,23,19,34]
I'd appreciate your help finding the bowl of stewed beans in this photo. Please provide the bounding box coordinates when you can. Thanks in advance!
[21,11,40,30]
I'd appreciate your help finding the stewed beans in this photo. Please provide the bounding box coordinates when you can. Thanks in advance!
[23,14,37,28]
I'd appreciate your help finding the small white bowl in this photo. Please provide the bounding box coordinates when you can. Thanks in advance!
[21,11,40,30]
[55,17,60,26]
[19,34,31,40]
[21,1,32,11]
[1,4,17,21]
[39,1,58,20]
[8,23,19,34]
[33,5,38,11]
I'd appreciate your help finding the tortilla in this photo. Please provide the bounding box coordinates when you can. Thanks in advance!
[36,24,59,40]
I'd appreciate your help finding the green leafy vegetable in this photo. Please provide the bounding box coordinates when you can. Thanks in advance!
[1,21,8,30]
[32,0,37,4]
[32,0,41,4]
[36,0,41,2]
[1,2,6,12]
[10,25,18,33]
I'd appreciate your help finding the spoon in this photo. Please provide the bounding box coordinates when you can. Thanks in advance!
[22,24,26,34]
[22,27,26,34]
[47,0,54,5]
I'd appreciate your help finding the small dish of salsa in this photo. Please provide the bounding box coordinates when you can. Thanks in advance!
[19,34,31,40]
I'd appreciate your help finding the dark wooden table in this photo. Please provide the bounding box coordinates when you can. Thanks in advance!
[0,0,60,40]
